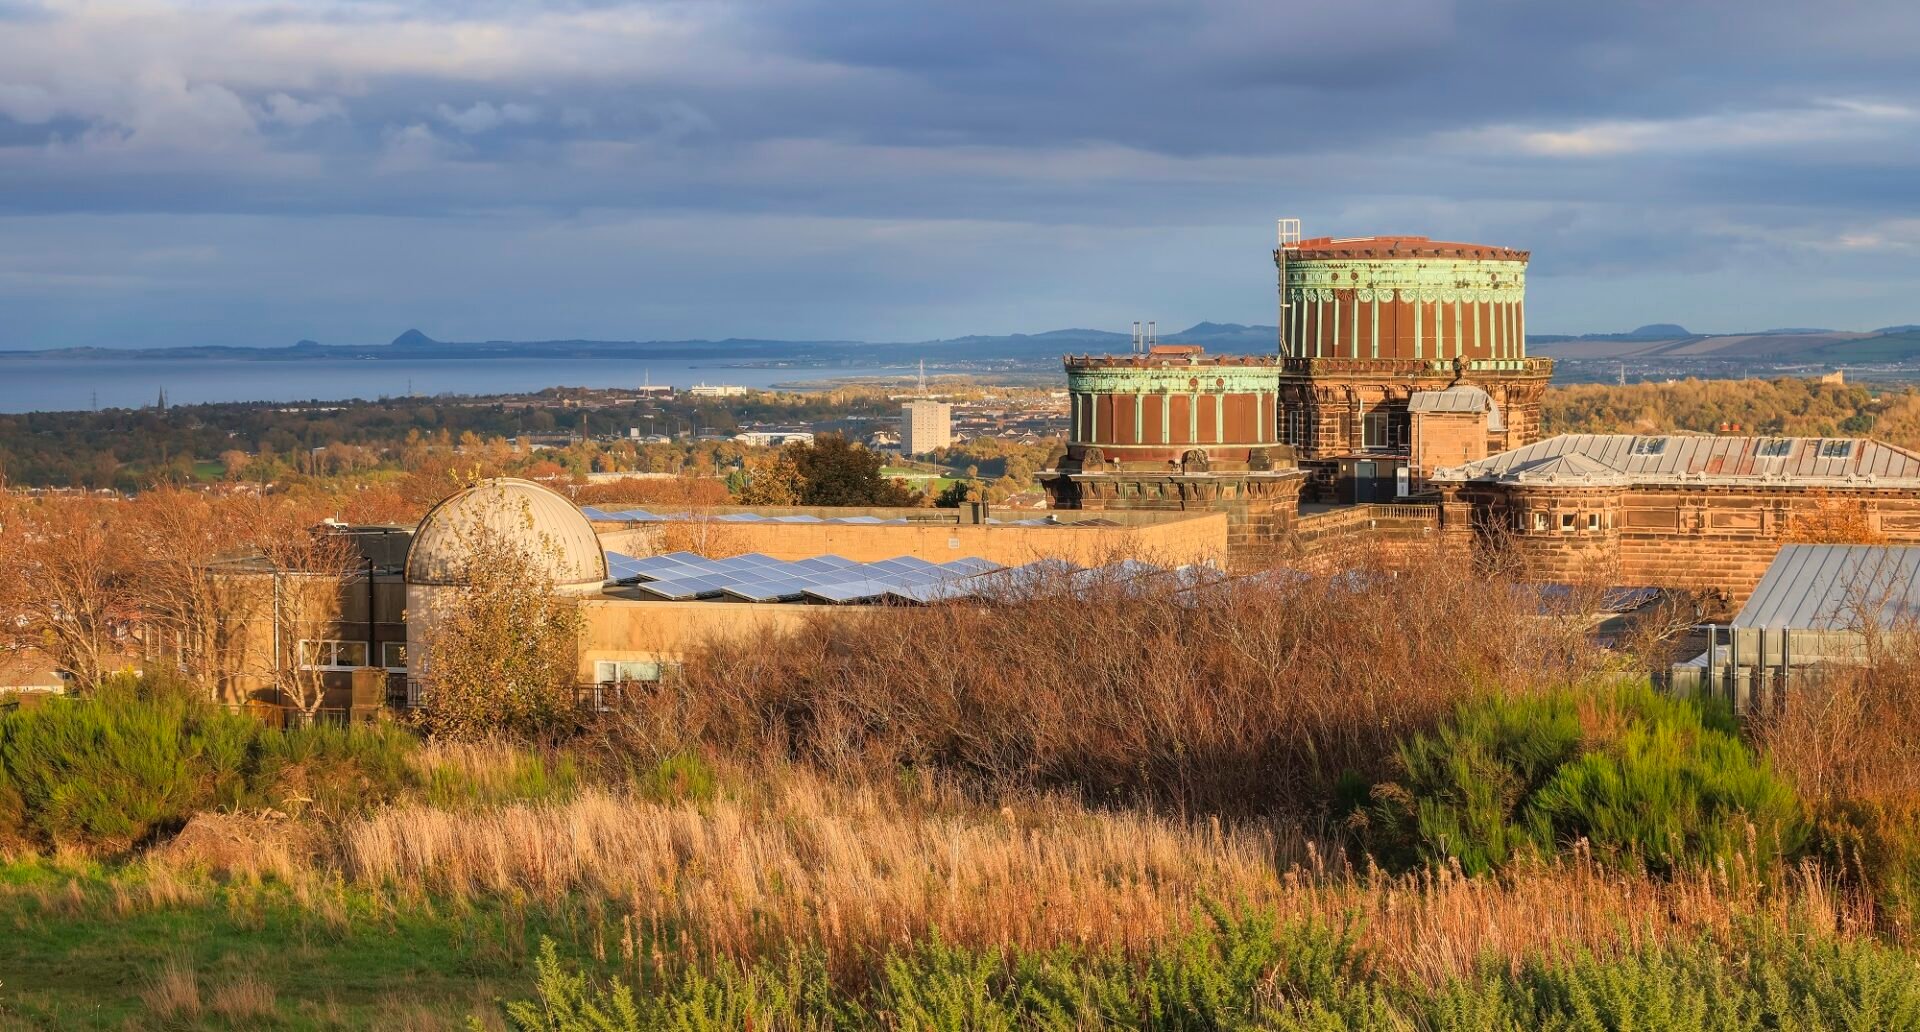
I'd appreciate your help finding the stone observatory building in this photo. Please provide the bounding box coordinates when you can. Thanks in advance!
[402,477,608,679]
[1040,343,1306,558]
[1274,234,1552,501]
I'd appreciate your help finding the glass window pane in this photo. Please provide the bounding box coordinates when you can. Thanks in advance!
[617,661,661,682]
[336,642,369,667]
[382,642,407,669]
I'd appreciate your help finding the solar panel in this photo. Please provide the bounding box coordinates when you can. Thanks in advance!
[634,577,733,600]
[721,579,815,602]
[789,556,859,573]
[802,579,896,603]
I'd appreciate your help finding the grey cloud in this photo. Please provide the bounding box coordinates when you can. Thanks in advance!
[436,101,542,134]
[0,0,1918,345]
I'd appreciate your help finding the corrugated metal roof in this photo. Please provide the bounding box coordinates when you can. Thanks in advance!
[1408,385,1491,414]
[1432,434,1920,487]
[1733,544,1920,629]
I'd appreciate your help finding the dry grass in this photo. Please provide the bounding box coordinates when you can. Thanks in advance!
[299,771,1866,988]
[207,972,278,1022]
[637,550,1608,816]
[139,956,202,1021]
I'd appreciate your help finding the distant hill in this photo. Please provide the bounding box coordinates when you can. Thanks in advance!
[14,320,1920,367]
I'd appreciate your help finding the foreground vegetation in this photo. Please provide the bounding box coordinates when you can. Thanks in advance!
[8,557,1920,1027]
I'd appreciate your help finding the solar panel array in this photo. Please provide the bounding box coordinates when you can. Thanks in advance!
[583,506,1070,528]
[605,550,1014,604]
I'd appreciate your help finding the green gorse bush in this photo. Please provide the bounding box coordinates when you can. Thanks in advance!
[489,912,1920,1031]
[1373,681,1804,875]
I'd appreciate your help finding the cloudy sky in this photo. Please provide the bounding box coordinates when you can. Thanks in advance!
[3,0,1919,349]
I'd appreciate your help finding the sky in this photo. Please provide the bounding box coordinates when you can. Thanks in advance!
[3,0,1920,350]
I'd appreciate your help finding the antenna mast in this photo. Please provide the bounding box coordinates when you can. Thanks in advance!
[1276,218,1302,357]
[917,358,927,395]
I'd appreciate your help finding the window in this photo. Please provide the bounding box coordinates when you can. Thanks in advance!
[1532,512,1548,532]
[1361,408,1407,451]
[595,660,665,684]
[1587,512,1601,532]
[1284,409,1304,446]
[1629,437,1668,456]
[381,642,407,671]
[1819,439,1854,459]
[298,639,369,670]
[1560,513,1575,532]
[1756,438,1792,457]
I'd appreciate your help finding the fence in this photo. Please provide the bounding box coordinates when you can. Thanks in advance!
[1292,503,1440,552]
[1668,625,1865,716]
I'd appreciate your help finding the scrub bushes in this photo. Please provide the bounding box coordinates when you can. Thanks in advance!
[0,673,416,854]
[491,915,1920,1031]
[1371,682,1803,875]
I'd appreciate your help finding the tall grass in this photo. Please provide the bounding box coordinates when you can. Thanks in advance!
[635,551,1606,816]
[141,768,1844,989]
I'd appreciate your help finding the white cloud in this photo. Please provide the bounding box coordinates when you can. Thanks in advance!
[435,100,541,134]
[1448,98,1919,158]
[0,82,57,123]
[378,122,460,171]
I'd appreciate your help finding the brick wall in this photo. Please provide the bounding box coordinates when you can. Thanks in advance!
[1410,411,1488,480]
[1443,482,1920,613]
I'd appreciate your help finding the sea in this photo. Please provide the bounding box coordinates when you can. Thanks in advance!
[0,356,924,414]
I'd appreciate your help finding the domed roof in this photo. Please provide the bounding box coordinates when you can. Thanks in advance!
[405,478,607,590]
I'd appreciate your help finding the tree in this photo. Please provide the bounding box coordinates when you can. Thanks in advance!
[785,433,916,507]
[0,496,140,690]
[412,498,585,742]
[735,450,803,505]
[1786,490,1886,545]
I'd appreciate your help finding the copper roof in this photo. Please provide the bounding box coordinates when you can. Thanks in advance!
[1431,434,1920,487]
[1282,235,1527,262]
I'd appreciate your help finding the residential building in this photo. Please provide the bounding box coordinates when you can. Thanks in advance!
[901,399,953,454]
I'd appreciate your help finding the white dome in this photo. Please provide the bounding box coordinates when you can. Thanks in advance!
[405,478,607,591]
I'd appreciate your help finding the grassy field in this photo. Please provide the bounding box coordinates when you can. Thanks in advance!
[11,563,1920,1028]
[0,867,540,1029]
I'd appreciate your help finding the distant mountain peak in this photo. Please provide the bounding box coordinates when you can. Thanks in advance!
[390,329,437,347]
[1629,323,1690,338]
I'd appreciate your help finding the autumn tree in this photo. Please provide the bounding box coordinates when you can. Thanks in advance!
[1785,490,1886,545]
[0,496,140,690]
[412,499,585,742]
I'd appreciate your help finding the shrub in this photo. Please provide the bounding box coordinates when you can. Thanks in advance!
[646,552,1603,816]
[489,917,1920,1031]
[0,673,421,853]
[1372,681,1803,875]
